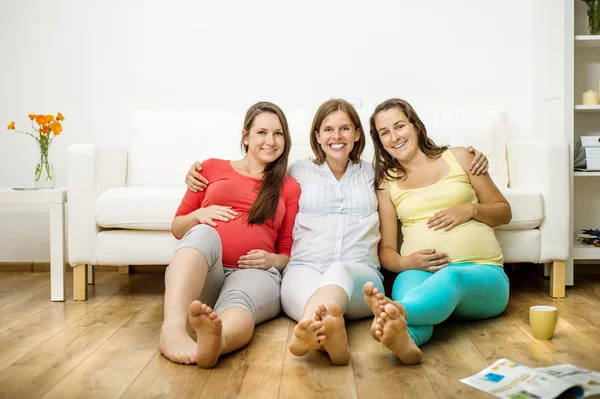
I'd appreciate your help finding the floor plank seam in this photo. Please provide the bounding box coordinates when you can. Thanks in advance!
[41,277,160,397]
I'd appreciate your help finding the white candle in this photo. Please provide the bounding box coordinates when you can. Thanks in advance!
[583,90,599,105]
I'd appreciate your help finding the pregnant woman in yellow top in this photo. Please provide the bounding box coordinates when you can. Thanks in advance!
[363,98,512,364]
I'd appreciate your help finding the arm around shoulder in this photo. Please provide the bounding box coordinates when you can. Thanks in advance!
[450,147,512,227]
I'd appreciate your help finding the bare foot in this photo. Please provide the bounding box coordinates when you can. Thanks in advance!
[289,318,324,357]
[363,282,391,342]
[375,303,422,365]
[316,302,350,365]
[158,324,197,365]
[188,300,222,368]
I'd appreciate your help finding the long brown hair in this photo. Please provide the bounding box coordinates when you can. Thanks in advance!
[309,99,366,165]
[240,102,292,225]
[369,98,448,190]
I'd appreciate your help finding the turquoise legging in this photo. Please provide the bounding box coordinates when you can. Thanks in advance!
[391,263,509,346]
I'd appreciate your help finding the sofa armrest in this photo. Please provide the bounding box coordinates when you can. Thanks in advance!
[506,139,570,262]
[67,143,128,266]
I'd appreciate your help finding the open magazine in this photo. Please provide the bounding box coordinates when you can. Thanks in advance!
[460,358,600,399]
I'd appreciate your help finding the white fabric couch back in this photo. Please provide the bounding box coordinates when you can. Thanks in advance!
[128,107,508,189]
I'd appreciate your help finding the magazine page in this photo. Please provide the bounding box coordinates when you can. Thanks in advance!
[535,364,600,398]
[460,359,581,399]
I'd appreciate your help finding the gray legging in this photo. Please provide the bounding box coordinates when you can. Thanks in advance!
[168,224,282,324]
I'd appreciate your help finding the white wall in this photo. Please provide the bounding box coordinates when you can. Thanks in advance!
[0,0,542,262]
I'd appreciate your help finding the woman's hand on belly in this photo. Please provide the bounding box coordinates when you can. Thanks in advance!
[238,249,275,270]
[237,249,291,273]
[406,249,451,273]
[426,204,475,232]
[192,205,238,227]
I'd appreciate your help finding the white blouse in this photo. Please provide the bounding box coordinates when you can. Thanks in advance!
[286,157,381,272]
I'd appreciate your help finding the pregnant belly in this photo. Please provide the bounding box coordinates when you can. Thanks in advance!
[400,220,503,265]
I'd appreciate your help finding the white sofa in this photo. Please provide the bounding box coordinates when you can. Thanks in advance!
[67,107,570,300]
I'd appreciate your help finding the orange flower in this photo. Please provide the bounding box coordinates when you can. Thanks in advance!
[7,121,15,130]
[56,112,64,121]
[50,121,62,135]
[35,115,45,126]
[40,125,50,134]
[28,114,35,121]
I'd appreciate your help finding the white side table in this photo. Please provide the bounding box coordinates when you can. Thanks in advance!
[0,188,67,301]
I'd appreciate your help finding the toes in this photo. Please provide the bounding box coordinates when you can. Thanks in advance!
[326,301,342,317]
[380,312,390,321]
[297,318,312,330]
[384,303,400,319]
[363,281,374,295]
[316,304,328,316]
[189,300,203,316]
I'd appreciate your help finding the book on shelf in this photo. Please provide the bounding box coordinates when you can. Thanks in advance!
[574,136,600,171]
[460,358,600,399]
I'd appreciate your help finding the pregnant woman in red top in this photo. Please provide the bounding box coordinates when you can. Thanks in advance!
[159,102,300,368]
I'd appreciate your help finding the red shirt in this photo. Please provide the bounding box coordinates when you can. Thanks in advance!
[174,158,300,268]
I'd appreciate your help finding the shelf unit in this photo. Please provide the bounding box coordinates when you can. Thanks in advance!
[572,241,600,260]
[574,171,600,176]
[569,1,600,270]
[575,35,600,47]
[575,105,600,111]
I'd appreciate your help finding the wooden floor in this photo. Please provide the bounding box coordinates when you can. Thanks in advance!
[0,267,599,399]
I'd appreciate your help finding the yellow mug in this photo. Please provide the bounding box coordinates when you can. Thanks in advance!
[529,305,558,340]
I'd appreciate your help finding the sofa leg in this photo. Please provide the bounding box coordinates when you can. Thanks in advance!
[88,264,95,285]
[550,260,566,298]
[73,264,88,301]
[119,265,130,275]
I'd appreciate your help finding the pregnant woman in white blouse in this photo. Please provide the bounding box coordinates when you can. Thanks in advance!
[185,99,488,365]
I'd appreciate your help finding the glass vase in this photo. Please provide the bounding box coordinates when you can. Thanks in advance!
[589,1,600,35]
[35,144,55,189]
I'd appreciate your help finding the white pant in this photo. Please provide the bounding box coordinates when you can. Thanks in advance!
[280,261,385,322]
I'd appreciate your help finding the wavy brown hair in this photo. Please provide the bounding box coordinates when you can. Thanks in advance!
[309,99,366,165]
[240,102,291,225]
[369,98,448,190]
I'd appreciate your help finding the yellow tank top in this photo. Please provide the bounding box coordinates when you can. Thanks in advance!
[389,150,503,266]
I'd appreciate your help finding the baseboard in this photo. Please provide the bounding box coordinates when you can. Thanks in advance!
[0,262,168,273]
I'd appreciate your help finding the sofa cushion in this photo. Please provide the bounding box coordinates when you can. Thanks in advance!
[96,186,541,231]
[128,110,245,188]
[498,188,543,230]
[128,107,509,188]
[418,107,509,188]
[96,187,183,230]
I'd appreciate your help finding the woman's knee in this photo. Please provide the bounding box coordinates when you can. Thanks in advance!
[391,270,432,300]
[321,262,353,289]
[177,224,222,269]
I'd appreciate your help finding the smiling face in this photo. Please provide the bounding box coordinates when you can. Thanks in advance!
[242,112,286,165]
[374,108,420,163]
[314,110,360,165]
